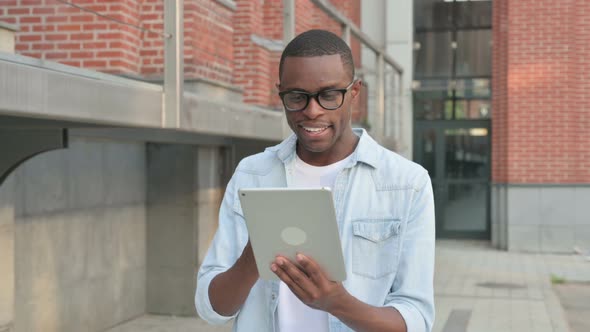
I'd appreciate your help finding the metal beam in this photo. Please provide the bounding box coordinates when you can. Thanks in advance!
[163,0,184,128]
[0,129,68,185]
[342,24,351,46]
[283,0,295,44]
[281,0,296,138]
[376,53,385,137]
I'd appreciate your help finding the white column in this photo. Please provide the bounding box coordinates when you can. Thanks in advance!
[163,0,184,128]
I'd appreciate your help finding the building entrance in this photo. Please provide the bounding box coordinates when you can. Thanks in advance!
[413,0,492,238]
[415,120,490,238]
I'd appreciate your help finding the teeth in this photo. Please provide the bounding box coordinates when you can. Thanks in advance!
[302,126,328,132]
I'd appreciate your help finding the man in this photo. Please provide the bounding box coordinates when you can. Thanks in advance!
[196,29,435,332]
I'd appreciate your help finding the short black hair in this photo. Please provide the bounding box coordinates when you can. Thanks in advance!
[279,29,355,81]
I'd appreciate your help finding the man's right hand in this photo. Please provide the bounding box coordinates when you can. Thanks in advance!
[208,240,259,316]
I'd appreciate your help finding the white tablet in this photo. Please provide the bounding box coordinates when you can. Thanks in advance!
[238,187,346,281]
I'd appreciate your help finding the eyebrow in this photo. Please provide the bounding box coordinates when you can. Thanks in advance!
[280,82,344,92]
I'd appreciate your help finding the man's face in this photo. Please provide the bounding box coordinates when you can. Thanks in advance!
[279,55,360,164]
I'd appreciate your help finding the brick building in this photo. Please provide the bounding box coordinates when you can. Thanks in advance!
[491,0,590,252]
[1,0,364,115]
[0,1,369,331]
[0,0,588,330]
[412,0,589,252]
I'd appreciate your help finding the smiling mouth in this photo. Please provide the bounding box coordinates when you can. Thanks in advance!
[300,125,330,134]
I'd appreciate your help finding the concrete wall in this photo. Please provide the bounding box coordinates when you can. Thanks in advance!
[0,174,15,332]
[0,133,274,331]
[0,71,278,330]
[0,137,147,332]
[146,143,202,316]
[145,140,266,316]
[361,0,414,159]
[492,184,590,253]
[385,0,414,159]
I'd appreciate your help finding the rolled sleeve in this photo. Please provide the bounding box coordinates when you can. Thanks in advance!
[195,268,238,325]
[387,300,428,332]
[194,174,249,325]
[385,171,436,331]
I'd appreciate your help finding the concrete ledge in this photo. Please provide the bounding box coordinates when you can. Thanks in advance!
[182,92,285,141]
[492,183,590,253]
[251,34,284,52]
[214,0,237,11]
[0,22,19,32]
[0,54,288,141]
[0,56,162,128]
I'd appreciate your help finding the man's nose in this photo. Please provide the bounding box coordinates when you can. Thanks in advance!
[301,97,325,119]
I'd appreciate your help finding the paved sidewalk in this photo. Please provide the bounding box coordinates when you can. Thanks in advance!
[108,240,590,332]
[554,282,590,332]
[434,240,590,332]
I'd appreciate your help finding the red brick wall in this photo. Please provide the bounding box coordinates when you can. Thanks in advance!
[184,0,234,82]
[139,0,164,76]
[233,0,270,105]
[233,0,362,109]
[327,0,361,66]
[3,0,362,110]
[3,0,234,82]
[491,0,509,182]
[492,0,590,183]
[4,0,142,74]
[572,0,590,183]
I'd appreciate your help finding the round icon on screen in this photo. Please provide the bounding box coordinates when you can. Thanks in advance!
[281,227,307,246]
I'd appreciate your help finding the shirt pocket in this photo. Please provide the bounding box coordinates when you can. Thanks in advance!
[352,219,402,279]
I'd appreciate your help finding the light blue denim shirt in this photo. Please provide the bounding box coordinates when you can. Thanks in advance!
[196,129,435,332]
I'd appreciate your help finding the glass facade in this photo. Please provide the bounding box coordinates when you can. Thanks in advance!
[414,0,492,121]
[413,0,492,238]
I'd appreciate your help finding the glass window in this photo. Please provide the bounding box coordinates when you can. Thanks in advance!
[455,79,491,98]
[414,90,449,120]
[414,0,493,121]
[451,100,466,119]
[454,0,492,28]
[413,78,454,92]
[452,100,491,119]
[444,128,489,179]
[414,32,453,78]
[414,0,453,29]
[467,100,491,119]
[456,30,492,77]
[444,183,488,231]
[420,128,437,176]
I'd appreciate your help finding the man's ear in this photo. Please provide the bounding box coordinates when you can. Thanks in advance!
[275,82,281,90]
[350,79,362,99]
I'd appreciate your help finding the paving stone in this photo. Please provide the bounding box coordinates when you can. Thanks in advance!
[108,240,590,332]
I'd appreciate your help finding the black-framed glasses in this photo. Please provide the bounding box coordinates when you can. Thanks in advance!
[278,80,356,112]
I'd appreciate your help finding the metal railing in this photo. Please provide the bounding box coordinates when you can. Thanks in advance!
[160,0,405,141]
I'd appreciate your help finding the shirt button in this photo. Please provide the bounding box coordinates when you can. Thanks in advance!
[271,293,276,300]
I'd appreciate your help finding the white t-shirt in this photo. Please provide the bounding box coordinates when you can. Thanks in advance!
[277,153,352,332]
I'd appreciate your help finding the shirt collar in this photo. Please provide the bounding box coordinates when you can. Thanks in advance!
[268,128,380,169]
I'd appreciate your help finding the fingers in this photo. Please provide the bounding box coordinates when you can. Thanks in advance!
[271,260,309,301]
[271,257,315,299]
[271,255,345,312]
[296,253,330,286]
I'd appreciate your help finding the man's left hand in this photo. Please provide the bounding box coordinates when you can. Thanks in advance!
[271,253,349,313]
